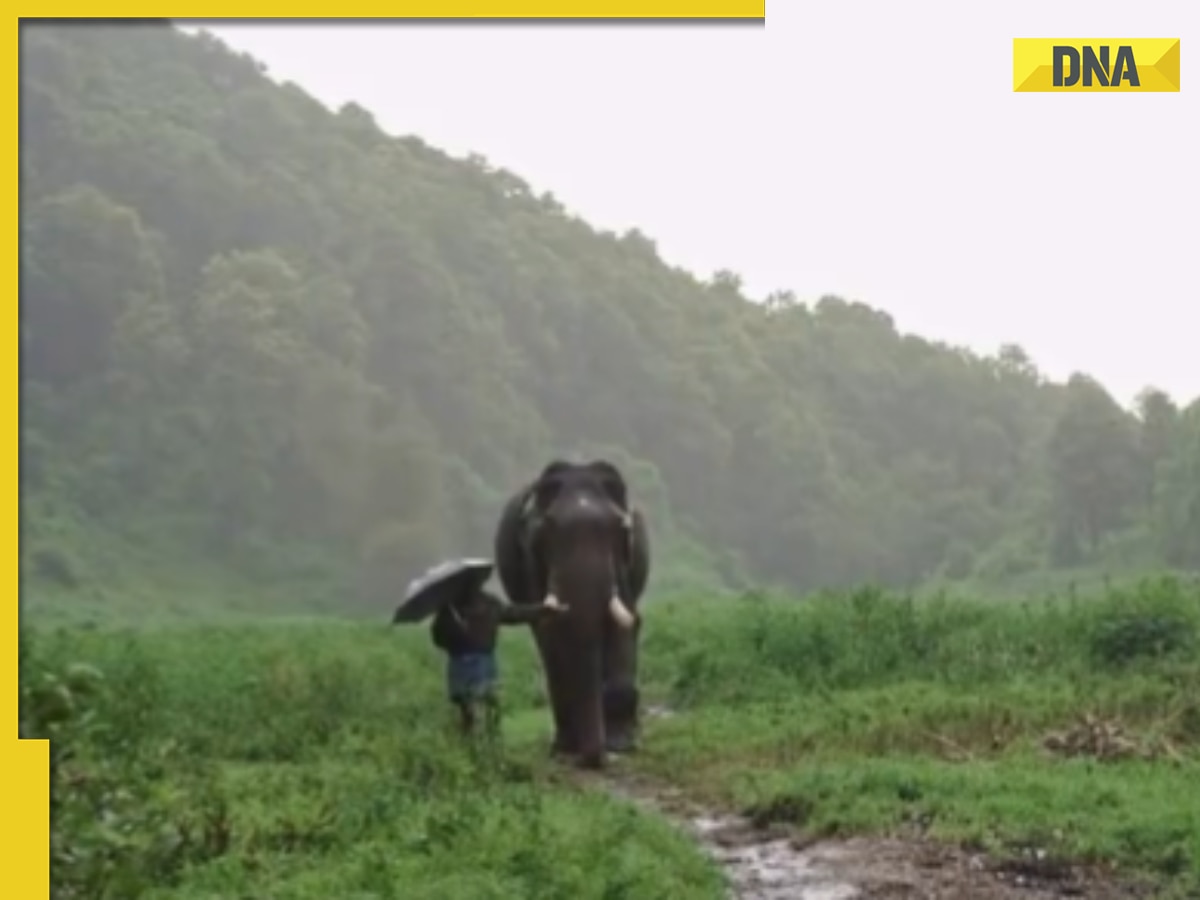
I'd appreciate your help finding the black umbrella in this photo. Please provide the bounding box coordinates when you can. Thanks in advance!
[390,557,496,624]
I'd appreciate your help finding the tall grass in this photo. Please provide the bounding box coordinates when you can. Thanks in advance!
[636,577,1200,894]
[26,622,721,899]
[25,575,1200,897]
[642,576,1199,703]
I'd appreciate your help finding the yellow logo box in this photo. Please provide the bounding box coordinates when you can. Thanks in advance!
[1013,38,1180,92]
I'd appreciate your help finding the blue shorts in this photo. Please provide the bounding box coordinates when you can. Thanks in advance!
[447,652,498,702]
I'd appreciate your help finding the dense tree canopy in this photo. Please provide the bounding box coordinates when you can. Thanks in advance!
[19,22,1200,612]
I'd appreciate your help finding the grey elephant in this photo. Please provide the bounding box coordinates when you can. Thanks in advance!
[493,458,651,769]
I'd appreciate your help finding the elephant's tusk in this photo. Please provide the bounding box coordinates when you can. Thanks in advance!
[609,595,636,629]
[607,500,633,529]
[543,568,563,610]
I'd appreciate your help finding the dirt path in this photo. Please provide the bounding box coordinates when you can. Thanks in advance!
[604,774,859,899]
[601,769,1151,899]
[587,708,1152,900]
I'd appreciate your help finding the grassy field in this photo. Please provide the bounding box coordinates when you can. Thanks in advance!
[25,619,723,899]
[23,575,1200,898]
[638,579,1200,895]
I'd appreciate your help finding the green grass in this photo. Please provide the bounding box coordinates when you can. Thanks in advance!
[631,578,1200,894]
[26,623,723,899]
[24,574,1200,897]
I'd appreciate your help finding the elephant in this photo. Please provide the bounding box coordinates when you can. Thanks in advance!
[493,458,651,769]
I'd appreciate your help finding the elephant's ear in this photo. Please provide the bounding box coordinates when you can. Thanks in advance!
[628,504,645,550]
[517,483,539,530]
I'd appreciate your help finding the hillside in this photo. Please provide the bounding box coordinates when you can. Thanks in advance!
[19,22,1200,617]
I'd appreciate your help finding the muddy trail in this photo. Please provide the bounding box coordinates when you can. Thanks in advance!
[603,771,1152,900]
[578,710,1154,899]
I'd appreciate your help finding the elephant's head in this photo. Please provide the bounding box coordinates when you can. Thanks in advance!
[526,459,637,632]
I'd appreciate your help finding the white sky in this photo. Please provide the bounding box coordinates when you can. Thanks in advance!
[185,3,1199,407]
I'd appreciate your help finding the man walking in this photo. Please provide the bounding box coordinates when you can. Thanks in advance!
[430,584,565,736]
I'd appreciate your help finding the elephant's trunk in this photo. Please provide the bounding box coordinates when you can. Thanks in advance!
[547,559,614,639]
[545,555,635,630]
[547,555,618,768]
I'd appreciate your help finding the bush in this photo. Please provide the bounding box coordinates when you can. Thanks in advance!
[31,621,724,899]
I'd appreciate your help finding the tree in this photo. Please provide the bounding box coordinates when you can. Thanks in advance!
[1134,387,1179,507]
[355,425,452,610]
[23,185,165,389]
[1047,374,1142,562]
[1154,400,1200,569]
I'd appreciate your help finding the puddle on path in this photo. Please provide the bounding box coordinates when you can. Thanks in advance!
[630,705,860,898]
[689,813,860,900]
[605,776,860,900]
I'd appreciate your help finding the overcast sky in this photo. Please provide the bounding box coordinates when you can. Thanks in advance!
[187,2,1198,406]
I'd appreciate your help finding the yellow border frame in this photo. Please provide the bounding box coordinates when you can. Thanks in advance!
[9,18,49,897]
[28,3,766,17]
[8,9,763,895]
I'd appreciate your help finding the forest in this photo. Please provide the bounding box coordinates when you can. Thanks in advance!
[20,20,1200,615]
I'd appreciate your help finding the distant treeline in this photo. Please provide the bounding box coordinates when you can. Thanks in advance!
[19,22,1200,612]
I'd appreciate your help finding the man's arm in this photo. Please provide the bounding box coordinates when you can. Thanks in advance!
[496,602,549,625]
[481,589,564,625]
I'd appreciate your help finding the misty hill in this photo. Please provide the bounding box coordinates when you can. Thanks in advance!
[19,22,1200,616]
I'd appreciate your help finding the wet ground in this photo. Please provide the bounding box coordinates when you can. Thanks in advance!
[606,775,1152,900]
[688,810,857,900]
[593,706,1153,900]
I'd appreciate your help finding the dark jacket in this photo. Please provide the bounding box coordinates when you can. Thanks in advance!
[431,588,544,657]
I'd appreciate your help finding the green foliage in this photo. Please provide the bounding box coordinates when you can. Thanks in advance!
[25,578,1200,896]
[644,576,1200,706]
[1090,613,1195,670]
[1155,400,1200,568]
[21,22,1199,617]
[634,578,1200,893]
[23,644,229,898]
[29,623,723,899]
[1048,374,1144,563]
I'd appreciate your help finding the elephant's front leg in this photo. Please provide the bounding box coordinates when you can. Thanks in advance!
[602,615,641,754]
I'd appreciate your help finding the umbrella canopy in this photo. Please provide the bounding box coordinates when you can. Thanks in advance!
[391,557,495,624]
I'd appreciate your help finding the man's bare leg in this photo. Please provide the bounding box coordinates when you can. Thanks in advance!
[456,699,476,736]
[482,692,501,740]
